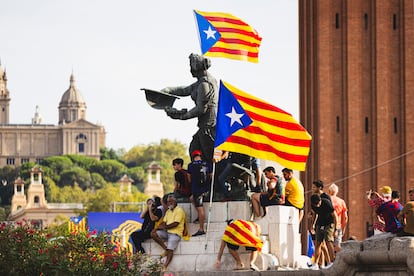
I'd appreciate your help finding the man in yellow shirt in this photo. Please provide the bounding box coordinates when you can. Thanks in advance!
[398,189,414,236]
[151,194,186,271]
[282,168,305,223]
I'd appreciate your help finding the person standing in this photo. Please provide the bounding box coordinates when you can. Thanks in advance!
[327,183,348,252]
[151,194,186,272]
[251,166,284,218]
[309,194,337,269]
[282,168,305,223]
[172,158,191,199]
[131,197,162,254]
[376,190,403,234]
[310,179,335,266]
[162,53,218,161]
[366,185,392,235]
[188,150,211,236]
[397,189,414,236]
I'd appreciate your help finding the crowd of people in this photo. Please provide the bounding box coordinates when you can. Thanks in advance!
[129,152,414,272]
[130,146,309,271]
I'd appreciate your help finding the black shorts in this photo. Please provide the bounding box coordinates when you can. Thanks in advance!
[285,199,303,210]
[193,193,205,207]
[226,242,257,252]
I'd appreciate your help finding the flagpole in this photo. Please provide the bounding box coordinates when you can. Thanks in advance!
[204,161,216,250]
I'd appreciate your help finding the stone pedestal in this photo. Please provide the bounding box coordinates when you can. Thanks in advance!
[254,205,300,267]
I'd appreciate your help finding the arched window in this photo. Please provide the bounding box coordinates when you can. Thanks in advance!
[34,196,40,207]
[76,133,87,153]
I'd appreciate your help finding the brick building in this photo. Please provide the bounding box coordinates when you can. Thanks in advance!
[299,0,414,240]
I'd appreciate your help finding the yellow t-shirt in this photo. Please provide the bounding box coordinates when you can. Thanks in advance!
[285,176,304,209]
[163,205,186,237]
[399,201,414,235]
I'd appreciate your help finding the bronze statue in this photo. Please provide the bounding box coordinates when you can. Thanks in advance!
[145,53,218,161]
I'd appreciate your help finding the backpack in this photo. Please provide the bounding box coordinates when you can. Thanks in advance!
[190,160,210,187]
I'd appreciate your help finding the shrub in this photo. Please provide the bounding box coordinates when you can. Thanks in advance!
[0,221,161,275]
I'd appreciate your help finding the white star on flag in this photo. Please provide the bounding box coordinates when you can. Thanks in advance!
[225,107,244,127]
[203,26,217,40]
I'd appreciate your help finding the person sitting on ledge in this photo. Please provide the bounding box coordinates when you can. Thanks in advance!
[151,194,187,272]
[251,166,284,218]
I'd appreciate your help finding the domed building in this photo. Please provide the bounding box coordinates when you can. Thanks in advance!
[0,65,105,166]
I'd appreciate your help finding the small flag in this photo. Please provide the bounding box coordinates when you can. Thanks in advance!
[69,216,86,233]
[307,231,315,260]
[215,80,312,171]
[193,10,262,63]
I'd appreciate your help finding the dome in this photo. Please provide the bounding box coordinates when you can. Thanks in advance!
[59,74,86,107]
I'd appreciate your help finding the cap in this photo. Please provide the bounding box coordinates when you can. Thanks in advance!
[380,185,392,195]
[191,150,202,158]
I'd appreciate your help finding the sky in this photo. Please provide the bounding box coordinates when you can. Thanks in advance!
[0,0,298,151]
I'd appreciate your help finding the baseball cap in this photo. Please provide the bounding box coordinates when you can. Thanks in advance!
[380,185,392,195]
[191,150,202,158]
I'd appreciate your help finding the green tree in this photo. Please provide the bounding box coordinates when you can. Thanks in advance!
[122,139,189,193]
[59,167,92,190]
[126,166,145,192]
[100,147,125,163]
[41,156,73,184]
[90,160,127,183]
[65,154,99,171]
[0,165,20,206]
[53,183,89,203]
[90,172,107,190]
[87,184,122,212]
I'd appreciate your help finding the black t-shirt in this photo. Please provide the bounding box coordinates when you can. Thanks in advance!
[311,198,335,226]
[141,207,162,233]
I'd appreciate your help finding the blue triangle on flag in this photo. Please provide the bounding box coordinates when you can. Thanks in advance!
[194,11,221,54]
[70,216,83,224]
[215,81,253,147]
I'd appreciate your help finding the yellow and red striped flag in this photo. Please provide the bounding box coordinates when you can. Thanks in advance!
[193,10,262,63]
[214,81,312,171]
[68,216,86,233]
[222,219,262,251]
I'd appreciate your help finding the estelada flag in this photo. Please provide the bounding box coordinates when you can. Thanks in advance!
[222,219,263,251]
[193,10,262,63]
[214,80,312,171]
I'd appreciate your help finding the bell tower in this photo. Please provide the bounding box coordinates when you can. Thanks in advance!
[0,63,10,124]
[26,166,48,208]
[10,177,26,213]
[299,0,414,240]
[144,161,164,197]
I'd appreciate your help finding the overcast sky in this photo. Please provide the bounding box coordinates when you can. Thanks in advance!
[0,0,298,151]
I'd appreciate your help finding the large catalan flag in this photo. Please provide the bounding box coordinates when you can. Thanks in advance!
[193,10,262,63]
[222,219,262,251]
[215,81,312,171]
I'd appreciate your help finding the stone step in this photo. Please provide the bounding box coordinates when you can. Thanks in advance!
[179,201,252,223]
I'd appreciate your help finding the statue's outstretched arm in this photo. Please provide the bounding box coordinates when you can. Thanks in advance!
[161,85,192,97]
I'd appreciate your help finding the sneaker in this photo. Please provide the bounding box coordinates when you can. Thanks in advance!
[322,262,333,269]
[250,263,260,271]
[307,263,319,270]
[192,230,206,236]
[234,263,245,270]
